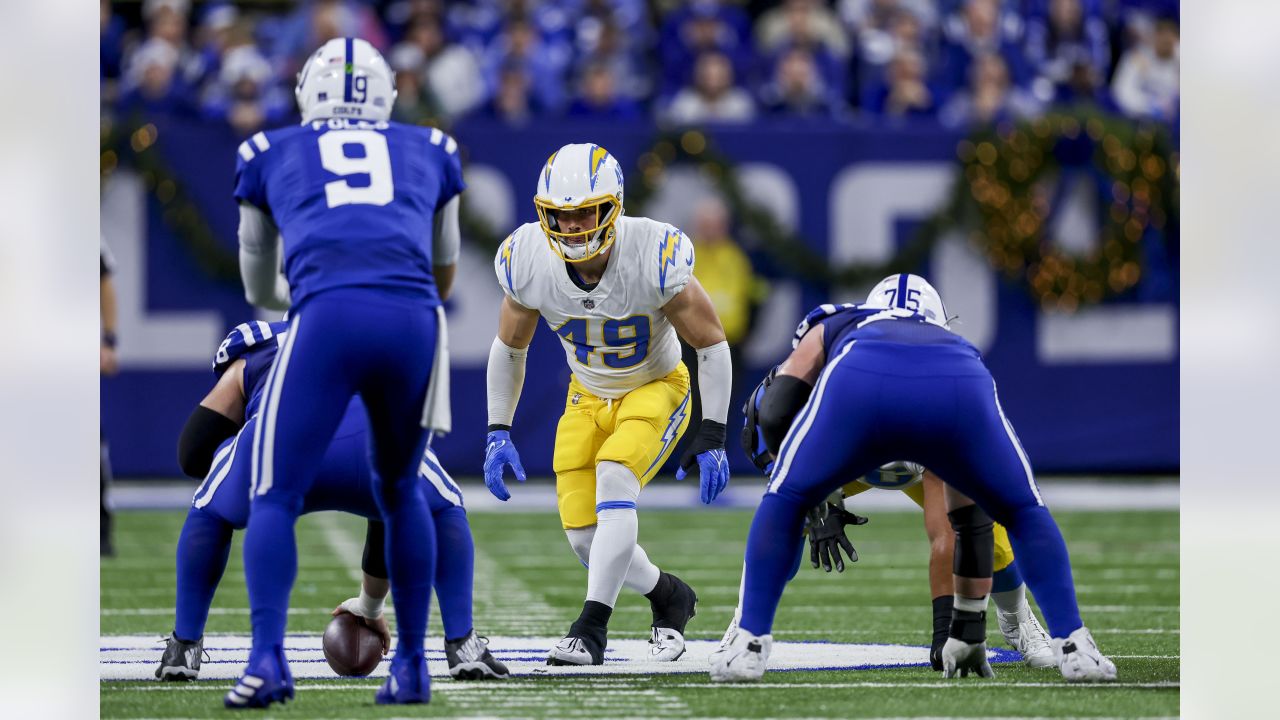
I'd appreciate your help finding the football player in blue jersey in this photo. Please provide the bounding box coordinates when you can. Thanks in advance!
[156,320,507,683]
[227,38,464,707]
[711,274,1117,683]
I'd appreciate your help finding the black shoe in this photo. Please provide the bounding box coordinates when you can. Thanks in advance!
[156,633,204,681]
[649,572,698,634]
[547,619,606,666]
[445,630,509,680]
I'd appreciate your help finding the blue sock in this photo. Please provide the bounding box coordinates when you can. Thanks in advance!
[739,493,807,637]
[173,507,233,642]
[432,506,474,641]
[243,497,300,657]
[1004,505,1082,637]
[992,560,1024,594]
[380,480,436,659]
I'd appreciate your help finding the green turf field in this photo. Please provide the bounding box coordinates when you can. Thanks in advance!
[101,505,1179,718]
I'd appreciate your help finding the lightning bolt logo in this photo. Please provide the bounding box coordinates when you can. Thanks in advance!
[645,391,691,478]
[589,145,609,191]
[499,235,515,292]
[543,151,558,193]
[658,229,682,295]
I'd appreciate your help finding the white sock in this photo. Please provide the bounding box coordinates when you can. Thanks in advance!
[567,525,660,595]
[992,583,1027,616]
[585,461,643,607]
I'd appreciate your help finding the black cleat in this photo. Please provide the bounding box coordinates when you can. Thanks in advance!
[156,633,204,681]
[648,572,698,661]
[445,630,509,680]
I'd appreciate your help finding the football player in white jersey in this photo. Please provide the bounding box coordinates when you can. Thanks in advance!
[484,143,733,666]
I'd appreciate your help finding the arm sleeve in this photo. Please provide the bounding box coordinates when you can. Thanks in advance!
[486,337,528,428]
[440,141,466,205]
[433,195,461,266]
[238,203,291,311]
[695,340,732,424]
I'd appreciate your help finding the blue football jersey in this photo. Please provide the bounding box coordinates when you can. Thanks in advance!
[233,119,465,307]
[794,303,981,360]
[213,320,291,419]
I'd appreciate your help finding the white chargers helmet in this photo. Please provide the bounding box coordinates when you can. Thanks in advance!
[865,273,951,328]
[860,461,925,490]
[295,37,396,123]
[534,143,625,263]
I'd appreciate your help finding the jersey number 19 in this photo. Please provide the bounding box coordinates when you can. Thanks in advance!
[318,130,394,208]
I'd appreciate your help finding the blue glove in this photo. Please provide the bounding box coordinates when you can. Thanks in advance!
[483,430,526,501]
[676,420,730,504]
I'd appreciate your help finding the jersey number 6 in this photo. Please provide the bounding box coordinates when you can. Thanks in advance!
[554,315,650,369]
[318,130,394,208]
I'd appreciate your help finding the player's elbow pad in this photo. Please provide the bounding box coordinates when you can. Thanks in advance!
[177,406,241,479]
[757,375,813,456]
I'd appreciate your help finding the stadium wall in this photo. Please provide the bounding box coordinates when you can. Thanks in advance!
[100,116,1178,477]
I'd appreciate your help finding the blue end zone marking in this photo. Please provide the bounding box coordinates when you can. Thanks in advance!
[596,500,637,512]
[342,37,354,102]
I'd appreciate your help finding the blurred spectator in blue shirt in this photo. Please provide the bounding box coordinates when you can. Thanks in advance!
[394,14,486,121]
[852,5,929,110]
[574,12,653,102]
[665,51,756,124]
[270,0,390,78]
[759,47,843,119]
[119,38,194,118]
[659,1,754,98]
[568,62,644,121]
[939,0,1027,92]
[1025,0,1110,103]
[199,46,293,136]
[101,0,128,100]
[1110,15,1177,122]
[476,62,544,126]
[872,47,937,119]
[187,3,243,92]
[388,42,440,125]
[484,15,572,111]
[940,52,1041,128]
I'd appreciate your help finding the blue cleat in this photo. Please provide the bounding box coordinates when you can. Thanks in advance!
[224,646,294,710]
[375,651,431,705]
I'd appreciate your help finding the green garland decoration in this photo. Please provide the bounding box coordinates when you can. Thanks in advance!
[101,114,242,284]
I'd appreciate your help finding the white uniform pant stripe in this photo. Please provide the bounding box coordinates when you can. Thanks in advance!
[252,313,301,497]
[194,433,241,508]
[193,439,236,501]
[420,460,462,507]
[992,379,1043,506]
[768,340,857,493]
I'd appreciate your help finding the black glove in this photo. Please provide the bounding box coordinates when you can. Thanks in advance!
[805,502,869,572]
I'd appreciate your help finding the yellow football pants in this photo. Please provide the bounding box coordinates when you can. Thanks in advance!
[553,364,692,529]
[841,480,1015,571]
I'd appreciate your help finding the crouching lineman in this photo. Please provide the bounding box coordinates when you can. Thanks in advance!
[483,143,732,665]
[734,396,1054,668]
[157,319,507,683]
[711,274,1116,683]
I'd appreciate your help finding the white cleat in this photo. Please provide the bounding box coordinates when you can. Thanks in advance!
[716,615,740,654]
[648,627,687,661]
[1053,626,1117,682]
[998,604,1057,669]
[546,635,602,666]
[709,628,771,683]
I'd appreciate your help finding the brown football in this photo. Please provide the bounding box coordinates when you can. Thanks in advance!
[321,613,384,677]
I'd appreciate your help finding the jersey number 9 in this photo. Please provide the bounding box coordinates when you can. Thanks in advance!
[318,130,394,208]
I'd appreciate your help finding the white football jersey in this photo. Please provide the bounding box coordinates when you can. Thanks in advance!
[494,215,696,399]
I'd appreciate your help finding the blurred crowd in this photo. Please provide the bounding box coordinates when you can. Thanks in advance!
[102,0,1179,136]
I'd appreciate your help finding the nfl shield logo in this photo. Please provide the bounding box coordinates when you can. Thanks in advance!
[582,298,595,310]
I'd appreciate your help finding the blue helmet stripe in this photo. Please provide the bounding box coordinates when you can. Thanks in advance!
[895,273,909,308]
[342,37,354,103]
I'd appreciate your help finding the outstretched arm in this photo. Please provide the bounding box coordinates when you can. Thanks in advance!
[664,277,732,503]
[483,296,539,500]
[433,195,461,301]
[177,359,246,478]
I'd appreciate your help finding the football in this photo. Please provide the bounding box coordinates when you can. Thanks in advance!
[859,461,925,490]
[321,613,384,677]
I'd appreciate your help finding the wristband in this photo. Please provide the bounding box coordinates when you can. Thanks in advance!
[358,587,385,618]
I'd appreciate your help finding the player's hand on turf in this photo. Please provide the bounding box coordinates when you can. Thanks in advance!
[806,502,868,572]
[332,600,391,655]
[676,419,730,504]
[484,429,526,501]
[940,638,995,679]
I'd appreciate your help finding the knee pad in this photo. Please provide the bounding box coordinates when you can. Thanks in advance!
[948,504,995,579]
[595,461,640,509]
[566,526,596,567]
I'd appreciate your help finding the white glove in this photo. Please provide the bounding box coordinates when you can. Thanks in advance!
[941,637,995,679]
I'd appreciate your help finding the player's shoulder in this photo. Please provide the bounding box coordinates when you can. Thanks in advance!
[213,320,288,376]
[792,303,864,347]
[495,222,549,304]
[387,122,460,157]
[235,124,307,166]
[620,215,694,298]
